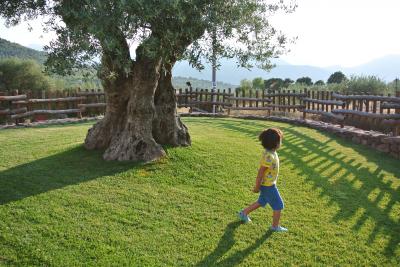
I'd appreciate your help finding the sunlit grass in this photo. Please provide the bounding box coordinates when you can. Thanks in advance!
[0,118,399,266]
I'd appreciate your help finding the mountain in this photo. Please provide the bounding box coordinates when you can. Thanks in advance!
[343,55,400,81]
[173,55,400,84]
[173,58,332,85]
[0,38,47,64]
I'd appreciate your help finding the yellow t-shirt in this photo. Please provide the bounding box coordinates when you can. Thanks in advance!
[259,150,279,186]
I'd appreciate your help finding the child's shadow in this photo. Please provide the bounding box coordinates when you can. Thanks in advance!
[196,221,273,267]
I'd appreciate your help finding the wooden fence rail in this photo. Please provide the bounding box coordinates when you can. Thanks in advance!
[0,89,106,123]
[1,88,399,135]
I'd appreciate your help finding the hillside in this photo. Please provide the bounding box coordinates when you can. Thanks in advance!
[344,55,400,81]
[0,38,47,64]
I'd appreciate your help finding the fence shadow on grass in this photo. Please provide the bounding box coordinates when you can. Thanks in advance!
[196,221,273,267]
[192,118,400,257]
[0,145,136,205]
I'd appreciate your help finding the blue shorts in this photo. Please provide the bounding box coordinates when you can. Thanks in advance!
[257,184,284,211]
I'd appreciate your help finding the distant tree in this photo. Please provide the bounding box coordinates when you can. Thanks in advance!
[388,78,400,94]
[327,71,347,84]
[0,58,52,92]
[265,78,284,90]
[239,79,252,93]
[252,77,264,90]
[296,77,313,86]
[283,78,294,87]
[346,75,387,94]
[314,80,325,86]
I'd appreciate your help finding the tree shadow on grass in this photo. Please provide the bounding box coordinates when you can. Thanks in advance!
[0,145,138,205]
[196,221,273,267]
[196,118,400,257]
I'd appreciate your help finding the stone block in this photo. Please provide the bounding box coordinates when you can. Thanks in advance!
[390,143,399,152]
[361,139,369,145]
[376,143,390,153]
[382,136,400,144]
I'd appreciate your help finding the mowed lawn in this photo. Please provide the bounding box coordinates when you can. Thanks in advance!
[0,118,399,266]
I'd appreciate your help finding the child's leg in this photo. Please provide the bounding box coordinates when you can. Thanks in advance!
[243,202,261,215]
[272,210,282,227]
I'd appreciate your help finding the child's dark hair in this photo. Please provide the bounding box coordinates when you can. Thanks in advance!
[259,128,283,150]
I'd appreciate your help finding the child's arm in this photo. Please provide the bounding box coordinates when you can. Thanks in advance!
[253,166,267,193]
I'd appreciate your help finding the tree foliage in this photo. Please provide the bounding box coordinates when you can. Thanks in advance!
[252,77,264,90]
[0,58,52,92]
[388,78,400,94]
[327,71,347,84]
[265,78,284,89]
[314,80,325,86]
[239,79,252,93]
[283,78,294,87]
[345,75,387,94]
[0,0,296,76]
[296,76,313,86]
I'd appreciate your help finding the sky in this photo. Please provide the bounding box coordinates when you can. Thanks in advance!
[0,0,399,68]
[271,0,400,67]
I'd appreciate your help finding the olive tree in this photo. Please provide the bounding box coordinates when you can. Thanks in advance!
[0,0,295,161]
[327,71,347,84]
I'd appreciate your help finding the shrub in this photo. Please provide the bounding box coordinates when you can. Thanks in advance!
[296,77,313,86]
[0,58,52,92]
[344,75,388,94]
[327,71,347,84]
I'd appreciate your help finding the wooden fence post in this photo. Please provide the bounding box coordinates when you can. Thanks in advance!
[13,89,19,125]
[77,90,83,119]
[394,91,400,136]
[189,87,193,113]
[255,90,259,108]
[302,88,307,120]
[242,89,245,109]
[227,88,231,116]
[272,89,276,111]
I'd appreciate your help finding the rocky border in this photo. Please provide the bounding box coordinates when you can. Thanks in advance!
[181,112,400,159]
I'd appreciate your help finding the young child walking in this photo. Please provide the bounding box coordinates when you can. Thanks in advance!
[238,128,287,232]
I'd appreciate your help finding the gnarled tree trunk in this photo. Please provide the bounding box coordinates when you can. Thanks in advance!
[83,31,191,162]
[85,56,167,162]
[153,62,191,146]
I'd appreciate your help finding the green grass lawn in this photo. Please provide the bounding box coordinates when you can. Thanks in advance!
[0,118,399,266]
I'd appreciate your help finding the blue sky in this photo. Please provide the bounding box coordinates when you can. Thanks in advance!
[0,0,399,68]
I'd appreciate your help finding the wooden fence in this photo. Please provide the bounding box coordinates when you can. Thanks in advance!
[0,89,106,123]
[1,88,399,135]
[176,88,400,135]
